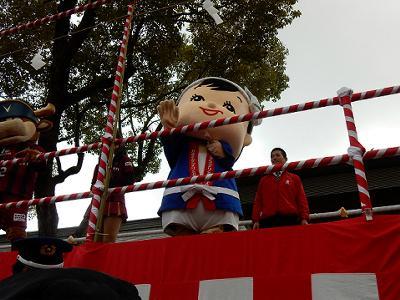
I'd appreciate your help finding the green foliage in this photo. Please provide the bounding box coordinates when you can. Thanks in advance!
[0,0,300,178]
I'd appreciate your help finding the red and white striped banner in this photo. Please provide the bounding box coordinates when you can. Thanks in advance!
[2,215,399,299]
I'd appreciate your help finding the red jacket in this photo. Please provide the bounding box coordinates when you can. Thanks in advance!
[91,154,135,202]
[252,171,309,222]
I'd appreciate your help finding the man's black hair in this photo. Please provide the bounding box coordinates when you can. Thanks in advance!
[196,78,239,92]
[271,147,287,159]
[113,144,127,160]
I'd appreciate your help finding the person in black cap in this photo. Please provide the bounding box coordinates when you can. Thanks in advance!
[4,237,142,299]
[11,237,73,274]
[0,268,141,300]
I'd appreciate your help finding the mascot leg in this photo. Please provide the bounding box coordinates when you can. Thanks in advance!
[0,205,28,242]
[200,225,224,234]
[163,204,239,236]
[6,226,27,242]
[164,223,197,236]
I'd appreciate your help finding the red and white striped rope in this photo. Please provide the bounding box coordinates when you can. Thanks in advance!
[0,0,112,37]
[1,84,399,168]
[86,4,135,240]
[0,192,92,210]
[1,146,398,210]
[0,143,101,168]
[338,87,373,221]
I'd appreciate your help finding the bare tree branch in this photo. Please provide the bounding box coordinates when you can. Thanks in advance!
[52,153,84,184]
[68,4,96,58]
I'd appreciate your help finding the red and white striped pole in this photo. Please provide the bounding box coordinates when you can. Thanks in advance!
[86,4,135,241]
[337,87,373,221]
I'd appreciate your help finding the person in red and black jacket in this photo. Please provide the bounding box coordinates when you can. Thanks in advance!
[69,146,135,243]
[252,147,309,229]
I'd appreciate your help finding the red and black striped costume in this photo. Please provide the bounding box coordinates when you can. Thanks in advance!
[0,143,46,231]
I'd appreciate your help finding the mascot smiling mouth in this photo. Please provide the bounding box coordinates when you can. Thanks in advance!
[199,107,223,116]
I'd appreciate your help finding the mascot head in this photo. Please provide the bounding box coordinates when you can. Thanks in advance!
[176,77,262,159]
[0,100,55,146]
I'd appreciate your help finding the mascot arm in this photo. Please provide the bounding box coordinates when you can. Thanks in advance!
[157,100,179,129]
[160,134,185,168]
[215,140,235,169]
[206,140,225,159]
[16,145,47,170]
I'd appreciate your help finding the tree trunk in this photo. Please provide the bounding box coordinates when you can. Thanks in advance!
[35,112,62,236]
[34,0,75,236]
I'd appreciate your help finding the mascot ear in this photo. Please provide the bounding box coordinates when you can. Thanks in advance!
[35,103,56,132]
[34,103,56,118]
[37,119,53,132]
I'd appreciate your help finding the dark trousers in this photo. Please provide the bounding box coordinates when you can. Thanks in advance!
[259,214,300,228]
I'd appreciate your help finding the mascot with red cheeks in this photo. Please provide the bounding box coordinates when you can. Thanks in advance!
[0,100,55,242]
[157,77,262,236]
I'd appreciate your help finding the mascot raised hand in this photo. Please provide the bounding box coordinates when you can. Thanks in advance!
[157,77,262,235]
[0,99,55,242]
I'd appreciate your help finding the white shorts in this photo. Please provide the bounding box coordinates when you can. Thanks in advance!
[162,201,239,233]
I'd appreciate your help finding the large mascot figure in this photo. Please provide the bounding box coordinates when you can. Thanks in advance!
[0,99,55,242]
[157,77,262,235]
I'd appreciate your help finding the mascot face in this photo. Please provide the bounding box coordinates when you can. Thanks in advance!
[0,118,37,146]
[177,78,252,159]
[0,100,54,147]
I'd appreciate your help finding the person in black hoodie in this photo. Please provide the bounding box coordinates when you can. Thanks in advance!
[0,268,141,300]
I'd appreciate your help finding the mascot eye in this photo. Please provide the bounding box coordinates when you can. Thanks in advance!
[190,94,205,102]
[223,101,236,113]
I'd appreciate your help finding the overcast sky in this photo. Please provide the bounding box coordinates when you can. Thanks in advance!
[20,0,400,232]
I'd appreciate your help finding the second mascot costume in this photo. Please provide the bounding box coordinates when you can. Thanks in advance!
[157,77,262,235]
[0,100,55,242]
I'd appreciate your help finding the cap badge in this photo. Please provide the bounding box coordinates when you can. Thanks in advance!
[40,244,57,256]
[2,105,11,112]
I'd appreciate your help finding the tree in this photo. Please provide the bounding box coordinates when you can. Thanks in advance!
[0,0,300,235]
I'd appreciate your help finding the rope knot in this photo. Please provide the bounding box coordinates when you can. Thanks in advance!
[337,87,353,106]
[101,133,113,143]
[347,145,365,161]
[92,181,105,192]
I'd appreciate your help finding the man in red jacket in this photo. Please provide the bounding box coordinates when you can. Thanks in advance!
[252,148,309,229]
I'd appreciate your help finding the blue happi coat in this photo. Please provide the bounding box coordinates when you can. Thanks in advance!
[157,134,243,216]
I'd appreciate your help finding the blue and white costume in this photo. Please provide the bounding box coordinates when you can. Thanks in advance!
[158,134,243,230]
